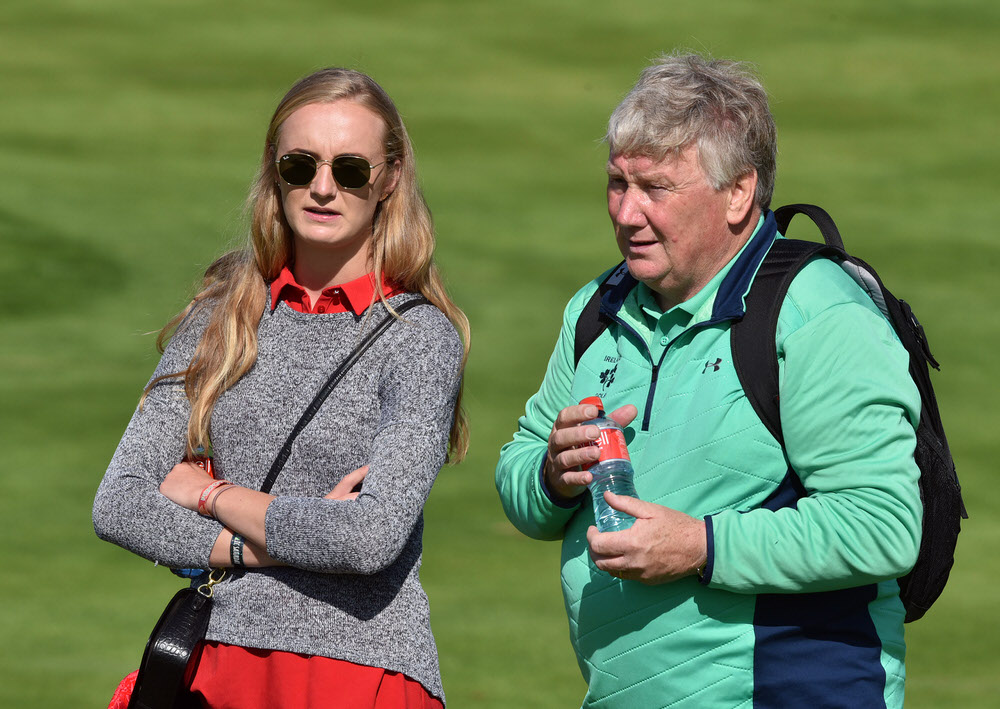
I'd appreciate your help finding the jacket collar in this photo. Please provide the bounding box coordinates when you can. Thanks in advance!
[709,209,777,321]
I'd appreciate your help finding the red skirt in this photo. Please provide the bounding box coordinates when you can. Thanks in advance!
[187,642,443,709]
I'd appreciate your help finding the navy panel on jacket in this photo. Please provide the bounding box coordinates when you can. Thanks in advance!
[754,585,886,708]
[752,471,887,707]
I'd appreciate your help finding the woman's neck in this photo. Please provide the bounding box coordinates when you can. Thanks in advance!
[291,240,372,301]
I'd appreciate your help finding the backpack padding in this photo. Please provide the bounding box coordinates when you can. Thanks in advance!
[730,239,846,446]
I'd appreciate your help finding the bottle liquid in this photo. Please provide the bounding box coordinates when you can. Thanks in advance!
[579,396,638,532]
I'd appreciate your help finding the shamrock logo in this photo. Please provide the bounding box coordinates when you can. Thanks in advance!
[599,365,617,390]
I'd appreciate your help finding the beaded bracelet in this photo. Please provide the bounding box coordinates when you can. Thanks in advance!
[197,480,231,517]
[230,534,246,568]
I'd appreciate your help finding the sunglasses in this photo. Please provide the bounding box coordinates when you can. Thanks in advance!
[275,153,385,189]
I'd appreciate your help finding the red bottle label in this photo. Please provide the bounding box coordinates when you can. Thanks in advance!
[583,427,630,468]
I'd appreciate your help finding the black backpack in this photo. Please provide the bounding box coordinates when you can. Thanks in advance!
[574,203,966,622]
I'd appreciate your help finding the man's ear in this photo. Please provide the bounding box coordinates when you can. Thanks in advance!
[726,169,757,225]
[381,159,402,201]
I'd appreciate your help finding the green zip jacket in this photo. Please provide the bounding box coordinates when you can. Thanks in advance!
[495,212,922,708]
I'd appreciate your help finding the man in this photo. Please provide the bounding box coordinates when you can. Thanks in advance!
[495,54,922,708]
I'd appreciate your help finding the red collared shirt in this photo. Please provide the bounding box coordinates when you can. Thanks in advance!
[270,266,403,314]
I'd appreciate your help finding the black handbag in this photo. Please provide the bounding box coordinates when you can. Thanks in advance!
[128,570,226,709]
[126,296,429,708]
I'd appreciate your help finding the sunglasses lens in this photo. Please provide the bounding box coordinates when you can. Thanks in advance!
[332,157,371,189]
[277,154,317,185]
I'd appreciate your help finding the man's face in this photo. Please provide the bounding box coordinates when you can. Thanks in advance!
[606,145,745,309]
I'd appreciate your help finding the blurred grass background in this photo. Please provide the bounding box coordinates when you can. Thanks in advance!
[1,0,997,706]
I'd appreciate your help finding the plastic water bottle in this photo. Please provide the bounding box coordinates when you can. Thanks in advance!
[579,396,638,532]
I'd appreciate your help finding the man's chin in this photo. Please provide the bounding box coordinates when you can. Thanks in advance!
[623,258,664,285]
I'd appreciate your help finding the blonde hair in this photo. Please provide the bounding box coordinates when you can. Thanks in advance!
[606,53,777,210]
[146,68,470,462]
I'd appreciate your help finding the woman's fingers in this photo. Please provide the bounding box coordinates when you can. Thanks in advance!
[325,465,370,500]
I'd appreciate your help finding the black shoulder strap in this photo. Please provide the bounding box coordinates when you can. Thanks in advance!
[731,204,850,445]
[574,262,634,367]
[730,240,832,445]
[259,296,430,494]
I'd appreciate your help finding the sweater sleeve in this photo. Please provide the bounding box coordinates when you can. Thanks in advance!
[262,307,464,574]
[707,261,923,593]
[92,306,224,569]
[494,280,600,541]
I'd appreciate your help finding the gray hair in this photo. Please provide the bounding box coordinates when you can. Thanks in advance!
[606,53,777,211]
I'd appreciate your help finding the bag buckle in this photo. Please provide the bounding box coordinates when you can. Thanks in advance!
[196,568,227,598]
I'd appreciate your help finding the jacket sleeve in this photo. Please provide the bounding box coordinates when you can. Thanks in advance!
[494,281,599,541]
[92,306,224,569]
[706,260,923,593]
[262,307,463,574]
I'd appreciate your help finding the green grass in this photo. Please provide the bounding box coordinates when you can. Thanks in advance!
[2,1,998,706]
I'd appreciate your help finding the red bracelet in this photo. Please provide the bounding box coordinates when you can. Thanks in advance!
[197,480,231,517]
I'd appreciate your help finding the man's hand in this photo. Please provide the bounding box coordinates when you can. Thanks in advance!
[544,403,638,501]
[587,492,707,584]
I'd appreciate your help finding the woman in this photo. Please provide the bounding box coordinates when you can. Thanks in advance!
[94,68,468,708]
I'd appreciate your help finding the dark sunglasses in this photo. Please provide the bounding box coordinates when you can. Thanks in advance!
[275,153,385,189]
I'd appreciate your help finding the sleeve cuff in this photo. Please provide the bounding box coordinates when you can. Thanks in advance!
[537,453,587,509]
[699,515,715,586]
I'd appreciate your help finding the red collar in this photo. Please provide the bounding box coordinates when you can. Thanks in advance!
[269,266,403,315]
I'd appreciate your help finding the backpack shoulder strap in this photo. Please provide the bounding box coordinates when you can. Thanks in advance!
[574,262,634,367]
[731,238,845,446]
[731,203,849,445]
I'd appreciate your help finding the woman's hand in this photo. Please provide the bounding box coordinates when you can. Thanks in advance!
[324,465,369,501]
[160,461,216,511]
[208,465,368,558]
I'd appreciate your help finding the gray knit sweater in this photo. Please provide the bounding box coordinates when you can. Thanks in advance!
[93,292,463,702]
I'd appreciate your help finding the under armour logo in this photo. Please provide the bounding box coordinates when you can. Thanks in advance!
[599,365,617,390]
[702,358,722,373]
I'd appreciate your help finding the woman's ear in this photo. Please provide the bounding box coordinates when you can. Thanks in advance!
[381,159,402,201]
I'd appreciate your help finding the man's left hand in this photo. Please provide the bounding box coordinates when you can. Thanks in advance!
[587,492,707,584]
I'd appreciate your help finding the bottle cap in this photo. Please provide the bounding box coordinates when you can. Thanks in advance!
[579,396,604,414]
